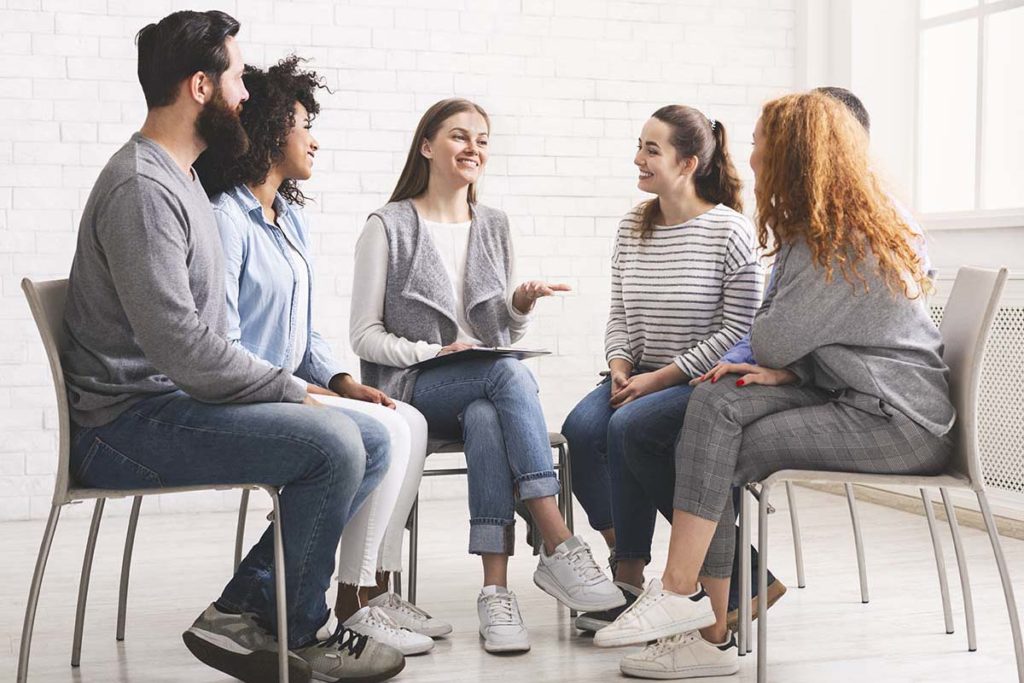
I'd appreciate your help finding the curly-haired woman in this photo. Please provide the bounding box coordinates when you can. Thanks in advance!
[595,91,954,679]
[195,57,441,657]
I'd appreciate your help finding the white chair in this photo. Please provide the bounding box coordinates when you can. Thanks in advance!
[737,266,1022,682]
[17,278,292,683]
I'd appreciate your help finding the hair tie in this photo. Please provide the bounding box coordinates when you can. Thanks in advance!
[708,117,717,132]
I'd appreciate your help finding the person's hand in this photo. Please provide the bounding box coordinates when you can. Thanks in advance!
[307,383,339,397]
[610,369,630,394]
[690,362,796,388]
[610,372,670,408]
[512,280,572,314]
[302,395,324,408]
[436,342,476,357]
[331,374,396,409]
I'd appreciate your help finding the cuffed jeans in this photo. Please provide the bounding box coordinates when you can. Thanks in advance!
[69,390,388,649]
[410,357,560,555]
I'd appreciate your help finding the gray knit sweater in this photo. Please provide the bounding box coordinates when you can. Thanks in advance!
[750,238,955,436]
[62,133,305,427]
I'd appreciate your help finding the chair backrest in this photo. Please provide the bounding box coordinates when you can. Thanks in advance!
[21,278,73,504]
[938,266,1008,487]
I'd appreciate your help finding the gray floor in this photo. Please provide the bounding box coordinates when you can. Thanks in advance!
[2,487,1022,682]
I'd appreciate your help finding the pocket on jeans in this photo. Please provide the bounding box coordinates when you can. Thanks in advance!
[76,437,164,488]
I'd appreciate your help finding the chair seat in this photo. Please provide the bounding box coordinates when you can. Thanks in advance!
[759,468,974,491]
[62,482,274,504]
[427,431,566,455]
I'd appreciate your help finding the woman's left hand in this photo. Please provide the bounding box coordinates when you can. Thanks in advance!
[512,280,572,314]
[691,362,797,388]
[330,374,397,409]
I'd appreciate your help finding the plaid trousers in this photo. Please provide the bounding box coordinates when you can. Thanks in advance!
[674,380,953,577]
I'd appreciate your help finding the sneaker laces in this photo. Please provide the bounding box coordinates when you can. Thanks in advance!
[319,622,369,658]
[617,584,663,623]
[645,631,699,656]
[483,592,518,625]
[381,592,433,621]
[565,544,608,585]
[364,606,409,636]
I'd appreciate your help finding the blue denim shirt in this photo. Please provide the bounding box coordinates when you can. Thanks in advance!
[718,197,931,366]
[210,185,347,390]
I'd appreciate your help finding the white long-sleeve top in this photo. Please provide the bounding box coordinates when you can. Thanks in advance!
[350,215,531,369]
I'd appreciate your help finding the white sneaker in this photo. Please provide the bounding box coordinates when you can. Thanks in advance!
[477,586,530,653]
[533,535,625,611]
[593,578,715,648]
[619,630,739,679]
[368,592,453,638]
[343,605,434,656]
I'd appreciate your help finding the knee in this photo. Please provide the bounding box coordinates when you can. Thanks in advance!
[307,410,368,485]
[689,381,738,421]
[488,357,537,392]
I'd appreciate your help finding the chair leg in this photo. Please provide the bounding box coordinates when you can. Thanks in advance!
[921,489,954,634]
[757,484,772,683]
[234,489,250,572]
[408,496,419,605]
[784,482,806,588]
[941,488,976,651]
[845,484,870,604]
[268,490,289,683]
[116,496,143,641]
[17,504,62,683]
[976,490,1024,683]
[738,487,750,656]
[560,442,574,534]
[72,498,106,667]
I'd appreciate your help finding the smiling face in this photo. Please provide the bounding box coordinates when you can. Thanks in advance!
[277,100,318,181]
[634,116,694,197]
[420,110,489,190]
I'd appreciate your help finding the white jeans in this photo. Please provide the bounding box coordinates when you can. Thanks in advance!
[319,396,427,587]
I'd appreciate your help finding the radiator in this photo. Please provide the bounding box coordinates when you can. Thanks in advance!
[931,278,1024,498]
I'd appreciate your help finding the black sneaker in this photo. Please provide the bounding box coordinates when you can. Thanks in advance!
[573,582,643,632]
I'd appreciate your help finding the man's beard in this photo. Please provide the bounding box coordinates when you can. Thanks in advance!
[195,87,249,160]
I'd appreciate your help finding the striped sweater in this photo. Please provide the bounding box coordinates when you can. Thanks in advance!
[605,203,763,377]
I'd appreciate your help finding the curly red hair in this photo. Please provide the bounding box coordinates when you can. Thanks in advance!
[755,91,927,297]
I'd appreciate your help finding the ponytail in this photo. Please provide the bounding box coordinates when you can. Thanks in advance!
[695,122,743,213]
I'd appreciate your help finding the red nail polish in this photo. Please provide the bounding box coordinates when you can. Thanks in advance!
[711,377,717,383]
[736,379,745,387]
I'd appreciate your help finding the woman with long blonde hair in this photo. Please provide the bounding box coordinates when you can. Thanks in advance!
[595,91,954,679]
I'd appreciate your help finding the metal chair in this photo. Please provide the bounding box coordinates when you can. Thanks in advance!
[738,266,1022,683]
[17,278,292,683]
[398,432,574,608]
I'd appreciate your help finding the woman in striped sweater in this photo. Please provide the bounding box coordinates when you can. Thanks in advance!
[561,105,762,632]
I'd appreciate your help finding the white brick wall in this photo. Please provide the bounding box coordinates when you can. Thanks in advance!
[0,0,795,520]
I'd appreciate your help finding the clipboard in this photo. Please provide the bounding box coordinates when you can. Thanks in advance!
[410,347,552,372]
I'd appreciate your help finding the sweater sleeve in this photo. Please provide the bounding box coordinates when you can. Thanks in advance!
[350,215,443,366]
[604,228,633,365]
[505,221,531,344]
[100,177,305,404]
[673,225,763,377]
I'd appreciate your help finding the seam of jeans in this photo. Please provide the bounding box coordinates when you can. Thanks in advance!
[79,437,165,487]
[469,517,514,525]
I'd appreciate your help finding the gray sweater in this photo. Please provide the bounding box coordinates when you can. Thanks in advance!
[62,133,305,427]
[750,238,955,436]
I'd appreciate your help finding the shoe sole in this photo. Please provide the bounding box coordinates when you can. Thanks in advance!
[533,569,626,612]
[619,661,739,679]
[479,632,531,653]
[183,629,312,683]
[310,659,406,683]
[574,615,610,632]
[593,610,717,648]
[725,580,788,631]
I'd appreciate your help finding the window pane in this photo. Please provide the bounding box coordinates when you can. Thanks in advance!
[920,0,978,19]
[918,19,977,212]
[981,7,1024,209]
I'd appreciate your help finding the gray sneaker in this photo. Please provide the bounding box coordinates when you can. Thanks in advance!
[182,603,311,683]
[294,618,405,682]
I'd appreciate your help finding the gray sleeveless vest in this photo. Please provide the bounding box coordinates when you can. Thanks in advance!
[359,199,514,400]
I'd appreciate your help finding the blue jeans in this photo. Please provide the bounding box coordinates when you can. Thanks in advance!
[410,357,561,555]
[69,390,389,648]
[562,376,694,562]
